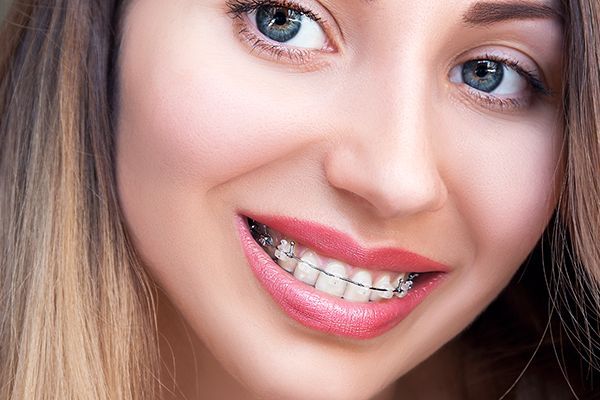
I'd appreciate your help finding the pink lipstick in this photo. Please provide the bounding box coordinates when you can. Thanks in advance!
[236,214,448,339]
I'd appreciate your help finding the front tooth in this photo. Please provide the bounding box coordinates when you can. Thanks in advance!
[277,256,298,273]
[293,251,320,286]
[274,240,297,273]
[315,262,348,298]
[369,275,394,301]
[343,270,372,303]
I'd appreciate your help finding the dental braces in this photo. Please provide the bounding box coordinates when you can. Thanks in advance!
[249,219,418,298]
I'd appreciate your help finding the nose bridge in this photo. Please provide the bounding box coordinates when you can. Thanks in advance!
[325,49,447,219]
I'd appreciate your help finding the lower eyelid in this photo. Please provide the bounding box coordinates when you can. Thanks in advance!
[234,25,333,72]
[232,13,334,68]
[459,84,533,112]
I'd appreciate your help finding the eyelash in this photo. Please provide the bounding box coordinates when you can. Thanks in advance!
[224,0,552,110]
[225,0,327,64]
[464,53,551,111]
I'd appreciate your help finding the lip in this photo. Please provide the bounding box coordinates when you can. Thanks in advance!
[244,213,451,273]
[235,214,449,339]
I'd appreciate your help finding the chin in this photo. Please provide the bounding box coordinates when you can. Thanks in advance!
[231,355,393,400]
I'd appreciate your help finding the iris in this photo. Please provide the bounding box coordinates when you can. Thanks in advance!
[256,6,302,43]
[462,60,504,93]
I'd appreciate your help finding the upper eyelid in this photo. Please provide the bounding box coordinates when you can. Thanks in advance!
[482,55,551,96]
[449,48,549,89]
[226,0,326,23]
[449,47,543,79]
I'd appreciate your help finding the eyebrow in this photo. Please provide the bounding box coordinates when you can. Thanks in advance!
[461,1,563,25]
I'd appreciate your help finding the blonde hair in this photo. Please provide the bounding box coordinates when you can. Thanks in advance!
[0,1,158,399]
[0,0,598,399]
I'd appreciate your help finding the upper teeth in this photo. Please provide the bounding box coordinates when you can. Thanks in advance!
[251,222,417,303]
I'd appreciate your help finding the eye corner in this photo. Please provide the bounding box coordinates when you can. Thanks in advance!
[448,64,463,84]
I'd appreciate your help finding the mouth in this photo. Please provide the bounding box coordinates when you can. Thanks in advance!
[249,218,419,301]
[236,213,448,339]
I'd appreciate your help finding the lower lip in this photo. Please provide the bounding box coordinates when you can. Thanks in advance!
[236,215,446,339]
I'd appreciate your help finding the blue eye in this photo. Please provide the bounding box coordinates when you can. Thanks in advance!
[450,58,530,97]
[256,6,302,43]
[462,60,504,93]
[247,5,327,49]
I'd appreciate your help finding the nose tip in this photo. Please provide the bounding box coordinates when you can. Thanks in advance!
[325,142,448,219]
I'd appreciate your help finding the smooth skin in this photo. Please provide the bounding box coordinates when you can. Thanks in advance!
[115,0,563,399]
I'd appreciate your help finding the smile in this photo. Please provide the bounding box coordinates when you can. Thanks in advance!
[236,213,449,339]
[248,218,419,302]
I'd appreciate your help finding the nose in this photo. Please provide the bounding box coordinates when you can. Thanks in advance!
[324,72,447,219]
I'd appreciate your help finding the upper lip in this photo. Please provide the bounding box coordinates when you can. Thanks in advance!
[244,213,450,273]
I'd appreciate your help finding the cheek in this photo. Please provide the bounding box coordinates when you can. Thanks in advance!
[119,58,269,190]
[440,110,562,269]
[409,111,564,345]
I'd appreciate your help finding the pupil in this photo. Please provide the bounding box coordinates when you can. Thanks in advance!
[475,63,491,78]
[273,10,288,25]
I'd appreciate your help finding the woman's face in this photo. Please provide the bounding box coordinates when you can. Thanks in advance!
[116,0,563,398]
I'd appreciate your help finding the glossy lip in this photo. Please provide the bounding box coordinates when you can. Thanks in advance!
[244,213,451,273]
[235,214,449,339]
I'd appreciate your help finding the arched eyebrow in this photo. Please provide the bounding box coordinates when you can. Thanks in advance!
[461,1,563,25]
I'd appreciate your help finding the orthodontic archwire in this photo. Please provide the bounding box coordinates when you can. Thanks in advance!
[249,220,418,297]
